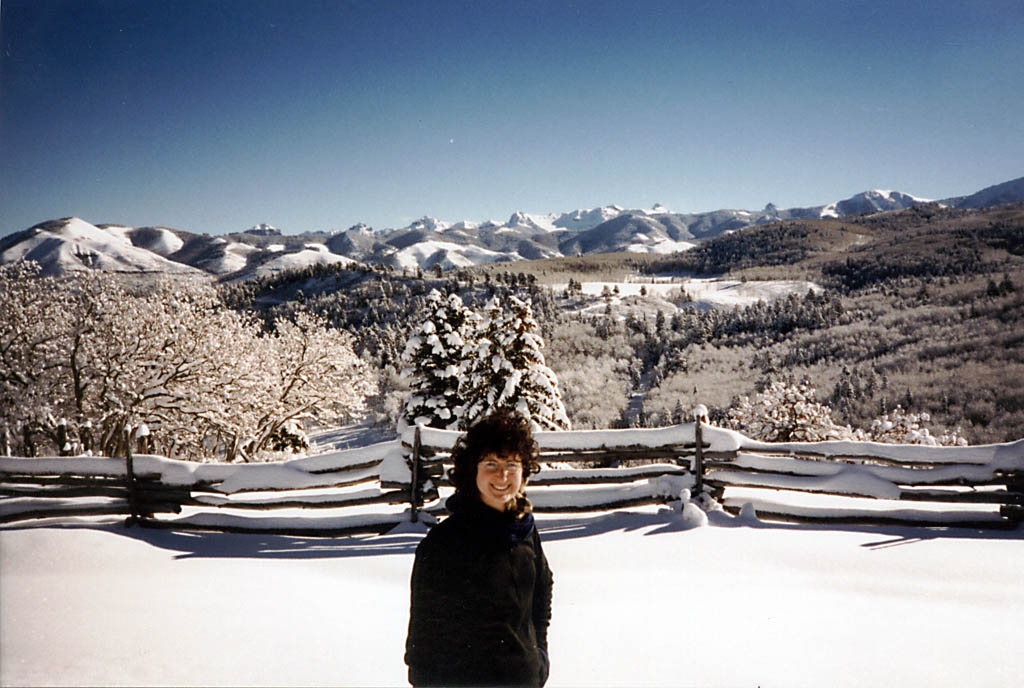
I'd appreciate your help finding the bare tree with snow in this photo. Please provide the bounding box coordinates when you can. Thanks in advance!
[0,263,75,454]
[0,266,374,460]
[236,311,375,460]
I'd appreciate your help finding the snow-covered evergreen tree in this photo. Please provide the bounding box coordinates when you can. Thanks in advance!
[459,295,571,431]
[399,289,476,431]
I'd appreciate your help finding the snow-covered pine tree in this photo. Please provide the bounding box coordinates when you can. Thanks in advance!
[399,289,477,431]
[459,295,571,431]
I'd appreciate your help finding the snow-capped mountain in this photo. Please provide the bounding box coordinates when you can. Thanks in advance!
[250,244,355,278]
[818,190,931,218]
[4,177,1021,278]
[558,213,698,256]
[397,216,451,233]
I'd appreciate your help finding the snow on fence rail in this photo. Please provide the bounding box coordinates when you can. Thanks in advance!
[1,422,1022,535]
[707,435,1024,528]
[403,423,706,522]
[0,441,414,536]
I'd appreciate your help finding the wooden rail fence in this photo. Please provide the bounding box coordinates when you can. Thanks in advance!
[702,437,1024,529]
[403,423,702,522]
[2,422,1021,535]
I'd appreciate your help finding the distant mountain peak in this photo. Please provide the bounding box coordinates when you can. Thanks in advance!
[818,189,932,219]
[405,216,451,233]
[245,223,281,236]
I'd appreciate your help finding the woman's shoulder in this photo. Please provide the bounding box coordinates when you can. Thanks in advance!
[416,514,466,553]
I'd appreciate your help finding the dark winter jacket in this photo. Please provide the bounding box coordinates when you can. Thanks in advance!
[405,494,553,687]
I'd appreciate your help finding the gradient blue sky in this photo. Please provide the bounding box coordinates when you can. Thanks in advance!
[2,0,1022,236]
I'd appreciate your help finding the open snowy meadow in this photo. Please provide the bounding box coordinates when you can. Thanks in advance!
[3,508,1022,688]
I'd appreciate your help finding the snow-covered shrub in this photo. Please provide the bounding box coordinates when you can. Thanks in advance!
[459,296,571,431]
[868,406,967,446]
[399,289,477,431]
[726,380,851,442]
[366,363,409,429]
[267,420,310,453]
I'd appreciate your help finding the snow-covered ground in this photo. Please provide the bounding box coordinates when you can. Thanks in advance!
[552,277,820,310]
[3,508,1021,687]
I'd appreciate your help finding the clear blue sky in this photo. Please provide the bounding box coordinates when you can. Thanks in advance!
[2,0,1022,236]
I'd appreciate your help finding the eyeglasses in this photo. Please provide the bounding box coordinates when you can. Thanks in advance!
[479,459,523,475]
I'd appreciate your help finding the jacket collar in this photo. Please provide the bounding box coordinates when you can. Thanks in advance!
[445,491,536,543]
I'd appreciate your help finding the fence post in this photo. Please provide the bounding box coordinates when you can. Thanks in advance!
[124,425,139,527]
[410,425,422,523]
[57,419,69,456]
[23,425,35,457]
[1003,472,1024,524]
[692,405,710,497]
[693,418,704,496]
[81,420,93,454]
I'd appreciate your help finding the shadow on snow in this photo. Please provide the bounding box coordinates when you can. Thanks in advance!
[4,507,1020,560]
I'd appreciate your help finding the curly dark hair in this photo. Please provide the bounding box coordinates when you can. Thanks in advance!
[449,411,540,498]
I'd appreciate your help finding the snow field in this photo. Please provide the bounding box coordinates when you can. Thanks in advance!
[544,512,1021,688]
[551,277,820,310]
[3,509,1022,687]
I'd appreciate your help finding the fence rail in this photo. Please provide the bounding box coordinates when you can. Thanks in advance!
[704,439,1023,528]
[1,421,1022,535]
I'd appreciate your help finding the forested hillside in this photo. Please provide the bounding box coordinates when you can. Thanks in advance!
[637,203,1024,441]
[221,203,1024,444]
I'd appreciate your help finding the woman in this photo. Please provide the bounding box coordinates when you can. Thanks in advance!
[405,411,553,687]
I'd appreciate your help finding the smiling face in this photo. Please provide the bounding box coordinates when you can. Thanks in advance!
[475,452,524,512]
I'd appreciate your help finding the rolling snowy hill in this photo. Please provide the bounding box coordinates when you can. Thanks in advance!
[0,218,203,276]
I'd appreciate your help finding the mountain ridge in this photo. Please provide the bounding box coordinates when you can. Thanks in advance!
[3,177,1021,279]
